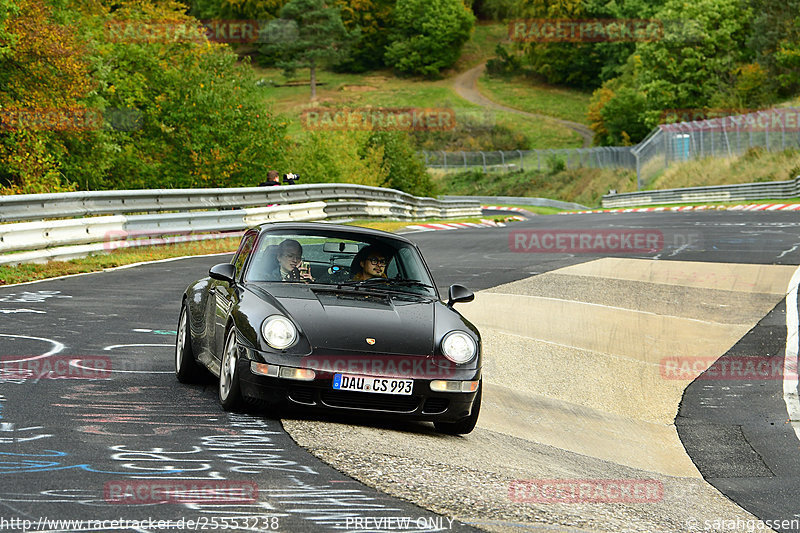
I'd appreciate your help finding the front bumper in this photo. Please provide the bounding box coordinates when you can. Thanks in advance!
[236,353,481,423]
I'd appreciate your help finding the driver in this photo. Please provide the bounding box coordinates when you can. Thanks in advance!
[272,239,314,282]
[351,245,391,281]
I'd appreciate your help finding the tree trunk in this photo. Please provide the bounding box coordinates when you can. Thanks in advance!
[310,59,317,101]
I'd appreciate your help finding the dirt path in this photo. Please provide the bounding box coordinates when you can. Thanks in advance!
[453,63,594,148]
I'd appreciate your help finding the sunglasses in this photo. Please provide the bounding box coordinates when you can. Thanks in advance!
[367,257,387,266]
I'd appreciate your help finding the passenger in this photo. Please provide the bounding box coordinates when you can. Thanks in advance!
[351,245,391,281]
[270,239,314,282]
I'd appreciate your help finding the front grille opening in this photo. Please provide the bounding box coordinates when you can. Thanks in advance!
[321,390,420,412]
[288,387,317,405]
[422,397,449,414]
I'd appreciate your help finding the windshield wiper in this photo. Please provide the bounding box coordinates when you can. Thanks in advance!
[383,279,435,289]
[335,278,435,294]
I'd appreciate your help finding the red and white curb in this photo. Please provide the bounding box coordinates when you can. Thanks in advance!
[403,220,506,232]
[482,205,536,217]
[560,203,800,214]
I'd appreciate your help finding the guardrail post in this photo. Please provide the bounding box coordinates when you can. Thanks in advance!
[517,150,523,171]
[442,151,447,171]
[499,151,505,172]
[481,151,487,172]
[782,122,786,150]
[700,128,704,157]
[635,152,641,190]
[461,151,467,170]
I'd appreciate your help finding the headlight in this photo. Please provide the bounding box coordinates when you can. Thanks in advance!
[441,331,476,364]
[262,315,297,349]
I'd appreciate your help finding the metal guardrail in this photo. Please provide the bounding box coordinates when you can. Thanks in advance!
[0,183,475,223]
[441,195,589,210]
[602,176,800,208]
[0,185,481,265]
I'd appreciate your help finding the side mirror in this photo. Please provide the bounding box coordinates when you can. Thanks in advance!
[209,263,236,283]
[447,284,474,307]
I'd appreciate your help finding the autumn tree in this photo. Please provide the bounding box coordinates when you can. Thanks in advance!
[0,0,92,193]
[259,0,355,99]
[384,0,475,78]
[333,0,394,72]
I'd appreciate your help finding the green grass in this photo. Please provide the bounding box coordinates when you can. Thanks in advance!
[251,35,588,151]
[477,74,593,125]
[492,109,583,148]
[453,22,510,71]
[434,167,637,208]
[646,148,800,190]
[498,204,565,215]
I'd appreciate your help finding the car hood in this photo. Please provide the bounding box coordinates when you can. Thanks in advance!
[251,284,435,356]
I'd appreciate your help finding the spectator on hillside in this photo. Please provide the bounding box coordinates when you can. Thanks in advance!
[260,170,280,187]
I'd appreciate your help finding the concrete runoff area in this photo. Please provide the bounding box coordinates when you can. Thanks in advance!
[283,258,797,532]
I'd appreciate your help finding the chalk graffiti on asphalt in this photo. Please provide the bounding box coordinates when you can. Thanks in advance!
[0,290,72,303]
[0,423,52,444]
[0,450,182,475]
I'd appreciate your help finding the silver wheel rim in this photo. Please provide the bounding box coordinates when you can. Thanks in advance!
[176,309,187,373]
[220,333,236,401]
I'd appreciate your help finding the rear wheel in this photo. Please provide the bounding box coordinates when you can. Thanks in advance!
[219,328,244,411]
[175,305,203,383]
[434,383,481,435]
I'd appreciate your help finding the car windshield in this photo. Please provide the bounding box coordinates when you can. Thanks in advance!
[244,229,437,298]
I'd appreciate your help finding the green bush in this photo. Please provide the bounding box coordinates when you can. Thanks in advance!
[283,131,387,187]
[411,110,530,151]
[364,132,437,197]
[545,154,566,175]
[384,0,475,78]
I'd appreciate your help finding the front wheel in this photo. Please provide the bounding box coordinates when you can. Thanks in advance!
[219,328,244,411]
[175,304,203,383]
[434,383,481,435]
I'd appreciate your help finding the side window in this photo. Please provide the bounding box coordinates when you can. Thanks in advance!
[232,232,257,280]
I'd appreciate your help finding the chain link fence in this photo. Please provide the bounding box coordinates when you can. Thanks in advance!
[423,108,800,190]
[421,147,636,173]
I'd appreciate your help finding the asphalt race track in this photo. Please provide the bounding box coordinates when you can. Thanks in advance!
[1,210,799,532]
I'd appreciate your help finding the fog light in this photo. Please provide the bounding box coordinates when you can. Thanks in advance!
[279,367,316,381]
[250,362,279,377]
[431,380,480,393]
[462,380,480,392]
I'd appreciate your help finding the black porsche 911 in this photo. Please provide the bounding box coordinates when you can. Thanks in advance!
[175,222,482,434]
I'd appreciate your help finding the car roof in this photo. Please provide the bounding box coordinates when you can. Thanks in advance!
[253,222,417,245]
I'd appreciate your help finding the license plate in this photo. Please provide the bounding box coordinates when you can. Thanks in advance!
[332,374,413,396]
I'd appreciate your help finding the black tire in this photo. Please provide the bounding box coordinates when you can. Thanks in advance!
[218,328,244,411]
[434,383,482,435]
[175,304,203,383]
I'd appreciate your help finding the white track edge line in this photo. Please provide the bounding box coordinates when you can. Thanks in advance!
[783,265,800,442]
